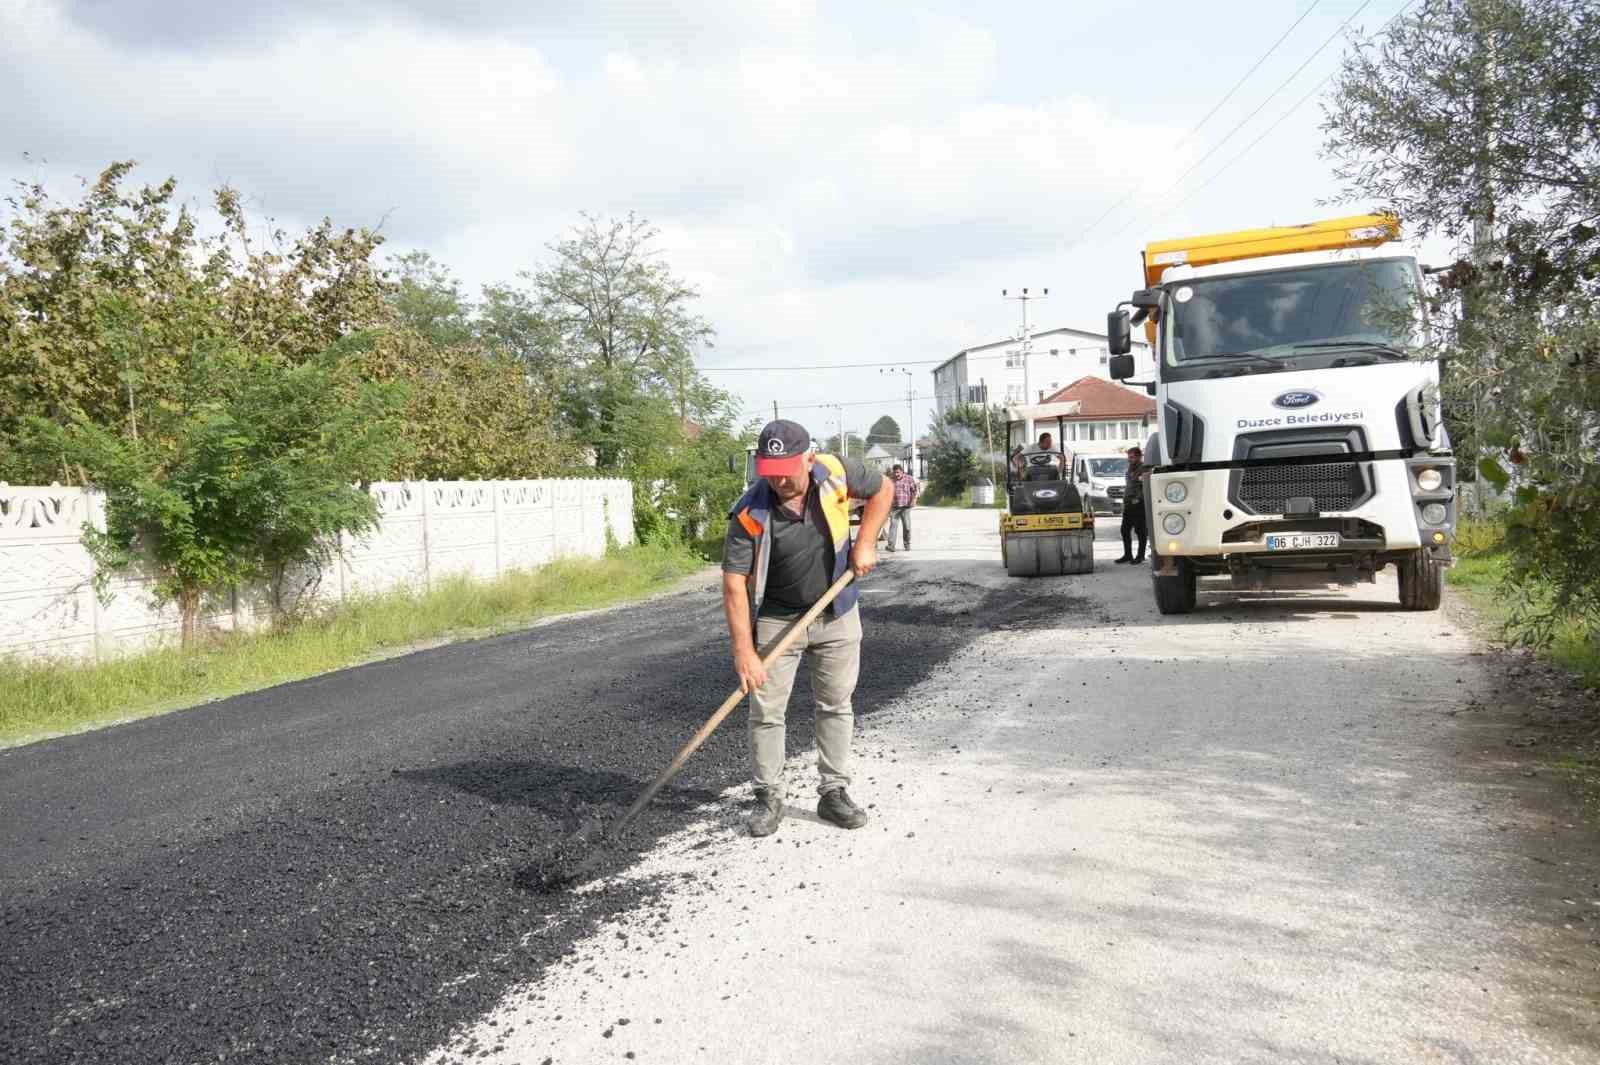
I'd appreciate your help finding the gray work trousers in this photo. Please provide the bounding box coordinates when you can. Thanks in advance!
[748,605,862,798]
[886,506,912,547]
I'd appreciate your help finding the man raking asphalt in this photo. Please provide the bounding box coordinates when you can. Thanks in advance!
[536,419,891,887]
[722,419,893,836]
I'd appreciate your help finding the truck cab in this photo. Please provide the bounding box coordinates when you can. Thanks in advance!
[1105,214,1456,614]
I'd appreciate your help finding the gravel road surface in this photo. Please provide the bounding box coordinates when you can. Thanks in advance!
[428,509,1600,1065]
[4,508,1597,1064]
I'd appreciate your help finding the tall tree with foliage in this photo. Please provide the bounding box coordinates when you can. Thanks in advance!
[924,404,1008,500]
[0,162,391,483]
[867,415,902,446]
[1323,0,1600,642]
[26,347,406,647]
[371,256,580,479]
[531,214,716,467]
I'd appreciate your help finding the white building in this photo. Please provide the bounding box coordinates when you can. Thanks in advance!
[931,326,1154,419]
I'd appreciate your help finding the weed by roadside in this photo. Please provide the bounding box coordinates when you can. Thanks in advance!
[0,541,707,747]
[1448,517,1599,686]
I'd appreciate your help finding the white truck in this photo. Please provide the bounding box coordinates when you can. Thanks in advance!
[1104,214,1456,615]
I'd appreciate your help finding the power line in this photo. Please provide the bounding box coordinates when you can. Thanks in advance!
[1141,0,1376,209]
[1059,0,1326,248]
[703,344,1123,374]
[1180,0,1325,143]
[779,393,941,412]
[702,359,941,372]
[1118,0,1417,238]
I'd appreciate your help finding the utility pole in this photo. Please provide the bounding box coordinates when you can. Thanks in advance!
[772,400,779,423]
[824,402,845,457]
[980,376,997,487]
[879,367,916,474]
[1003,287,1048,436]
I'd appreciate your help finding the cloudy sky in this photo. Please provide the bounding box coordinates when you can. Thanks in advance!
[3,0,1413,443]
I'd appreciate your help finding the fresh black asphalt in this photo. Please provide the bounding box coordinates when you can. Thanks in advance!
[1,572,1064,1065]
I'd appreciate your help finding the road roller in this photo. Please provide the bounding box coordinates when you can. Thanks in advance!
[999,413,1094,578]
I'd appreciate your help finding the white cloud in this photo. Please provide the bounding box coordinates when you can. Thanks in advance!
[2,0,1347,432]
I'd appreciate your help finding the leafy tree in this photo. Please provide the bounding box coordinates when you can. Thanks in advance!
[531,213,716,467]
[821,432,867,457]
[368,254,579,479]
[477,281,562,387]
[388,250,473,346]
[867,415,902,445]
[1323,0,1600,642]
[26,348,406,647]
[924,404,1008,500]
[336,328,581,481]
[1,162,390,483]
[607,391,747,545]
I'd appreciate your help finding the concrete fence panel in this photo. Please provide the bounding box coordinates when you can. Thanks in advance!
[0,477,634,663]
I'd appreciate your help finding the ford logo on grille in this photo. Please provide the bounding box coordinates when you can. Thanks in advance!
[1033,489,1057,498]
[1272,389,1322,409]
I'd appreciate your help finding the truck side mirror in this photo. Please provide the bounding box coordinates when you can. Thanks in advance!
[1107,309,1132,355]
[727,455,739,474]
[1130,288,1161,310]
[1108,353,1136,381]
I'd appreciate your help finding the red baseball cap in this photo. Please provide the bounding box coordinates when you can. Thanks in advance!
[754,419,811,475]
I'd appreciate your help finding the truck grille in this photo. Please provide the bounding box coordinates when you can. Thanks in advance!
[1235,461,1365,515]
[1107,485,1125,499]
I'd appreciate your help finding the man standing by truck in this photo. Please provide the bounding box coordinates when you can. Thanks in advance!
[721,419,894,837]
[1114,445,1148,564]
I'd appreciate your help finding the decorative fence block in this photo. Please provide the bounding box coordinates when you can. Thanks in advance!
[0,478,633,662]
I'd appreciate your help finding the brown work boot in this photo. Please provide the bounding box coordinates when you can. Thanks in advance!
[817,788,868,829]
[747,791,783,837]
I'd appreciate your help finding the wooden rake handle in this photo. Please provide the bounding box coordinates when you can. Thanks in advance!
[609,568,857,839]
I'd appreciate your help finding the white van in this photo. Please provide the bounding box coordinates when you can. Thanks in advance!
[1071,452,1131,514]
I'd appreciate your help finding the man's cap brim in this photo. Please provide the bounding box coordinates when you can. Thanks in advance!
[755,453,806,475]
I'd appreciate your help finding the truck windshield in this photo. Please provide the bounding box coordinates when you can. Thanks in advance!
[1087,458,1127,478]
[1166,258,1418,366]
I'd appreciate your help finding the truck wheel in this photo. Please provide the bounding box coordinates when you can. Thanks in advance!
[1397,550,1443,611]
[1152,555,1197,615]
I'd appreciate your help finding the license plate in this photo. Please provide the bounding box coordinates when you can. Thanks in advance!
[1265,533,1341,551]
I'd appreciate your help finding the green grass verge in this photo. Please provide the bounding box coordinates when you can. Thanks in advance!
[1446,520,1600,686]
[0,541,708,748]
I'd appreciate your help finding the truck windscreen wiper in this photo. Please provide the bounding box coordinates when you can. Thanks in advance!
[1184,352,1293,377]
[1291,341,1410,360]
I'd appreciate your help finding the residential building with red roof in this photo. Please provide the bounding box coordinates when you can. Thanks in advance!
[1037,376,1157,450]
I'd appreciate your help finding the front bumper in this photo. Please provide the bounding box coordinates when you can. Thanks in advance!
[1148,456,1456,560]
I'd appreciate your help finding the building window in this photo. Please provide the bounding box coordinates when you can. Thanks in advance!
[1005,384,1025,403]
[1004,353,1023,369]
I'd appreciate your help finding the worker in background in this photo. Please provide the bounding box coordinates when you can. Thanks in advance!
[1115,444,1149,564]
[884,463,918,552]
[721,419,894,837]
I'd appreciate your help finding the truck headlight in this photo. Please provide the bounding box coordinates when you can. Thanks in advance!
[1421,502,1448,525]
[1164,481,1187,504]
[1162,513,1186,535]
[1416,468,1442,491]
